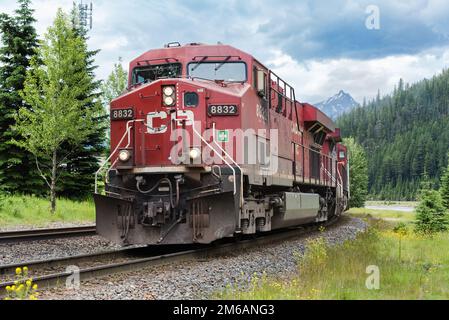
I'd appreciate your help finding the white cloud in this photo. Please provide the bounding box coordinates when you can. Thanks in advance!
[266,48,449,103]
[0,0,73,35]
[2,0,449,103]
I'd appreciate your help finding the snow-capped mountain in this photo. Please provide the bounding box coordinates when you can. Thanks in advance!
[315,90,359,120]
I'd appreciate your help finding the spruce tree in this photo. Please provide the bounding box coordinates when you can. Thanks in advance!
[440,159,449,210]
[343,137,368,208]
[0,0,42,194]
[56,7,107,199]
[415,189,448,234]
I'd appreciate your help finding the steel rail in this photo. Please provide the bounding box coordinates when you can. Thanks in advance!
[0,246,148,276]
[0,216,343,297]
[0,226,97,244]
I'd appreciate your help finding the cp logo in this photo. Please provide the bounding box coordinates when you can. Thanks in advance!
[146,110,194,134]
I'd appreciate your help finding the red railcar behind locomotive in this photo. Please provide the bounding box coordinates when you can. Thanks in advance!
[94,42,349,245]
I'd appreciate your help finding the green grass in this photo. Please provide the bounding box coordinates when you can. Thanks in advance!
[0,195,95,228]
[348,207,415,222]
[216,219,449,300]
[365,200,418,207]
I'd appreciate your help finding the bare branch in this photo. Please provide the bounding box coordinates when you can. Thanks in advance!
[55,149,78,183]
[35,156,51,189]
[55,168,67,184]
[57,149,77,167]
[38,161,52,170]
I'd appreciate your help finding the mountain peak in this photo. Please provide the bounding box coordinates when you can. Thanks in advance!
[315,91,359,120]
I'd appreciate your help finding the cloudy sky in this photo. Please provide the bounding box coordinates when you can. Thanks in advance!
[2,0,449,103]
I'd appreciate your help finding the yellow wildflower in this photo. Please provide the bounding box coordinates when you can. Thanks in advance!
[32,284,38,290]
[6,286,11,292]
[29,295,37,300]
[15,267,22,275]
[26,280,32,287]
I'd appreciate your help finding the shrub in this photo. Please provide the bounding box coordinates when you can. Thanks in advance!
[440,165,449,210]
[0,193,4,211]
[298,237,328,272]
[393,222,409,261]
[393,222,408,235]
[0,190,10,210]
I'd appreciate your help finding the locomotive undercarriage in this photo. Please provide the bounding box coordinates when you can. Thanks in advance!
[94,167,342,245]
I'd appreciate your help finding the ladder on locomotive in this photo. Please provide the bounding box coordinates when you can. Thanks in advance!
[268,70,300,131]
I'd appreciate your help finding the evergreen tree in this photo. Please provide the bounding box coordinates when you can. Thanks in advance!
[343,137,368,208]
[0,0,42,194]
[56,7,107,199]
[440,158,449,210]
[16,9,100,212]
[414,188,448,234]
[338,71,449,200]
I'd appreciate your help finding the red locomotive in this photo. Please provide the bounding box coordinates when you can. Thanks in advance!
[94,42,349,245]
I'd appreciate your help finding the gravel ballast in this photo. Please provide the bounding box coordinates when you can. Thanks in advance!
[36,216,367,300]
[0,235,123,266]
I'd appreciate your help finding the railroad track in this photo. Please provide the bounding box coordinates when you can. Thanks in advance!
[0,216,342,297]
[0,226,97,243]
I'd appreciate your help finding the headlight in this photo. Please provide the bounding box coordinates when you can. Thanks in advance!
[163,86,174,96]
[162,86,176,106]
[189,148,201,160]
[164,96,175,106]
[118,150,131,162]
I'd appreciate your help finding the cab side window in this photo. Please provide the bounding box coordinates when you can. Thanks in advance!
[253,67,258,89]
[253,65,268,99]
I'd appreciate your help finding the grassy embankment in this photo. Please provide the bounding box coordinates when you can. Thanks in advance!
[348,208,415,222]
[365,200,418,207]
[0,195,94,228]
[348,201,416,222]
[217,205,449,299]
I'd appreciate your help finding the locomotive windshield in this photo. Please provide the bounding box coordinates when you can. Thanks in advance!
[188,62,246,82]
[132,63,182,85]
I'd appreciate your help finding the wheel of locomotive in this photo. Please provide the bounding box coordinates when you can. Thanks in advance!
[328,199,337,219]
[335,195,347,217]
[324,187,337,220]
